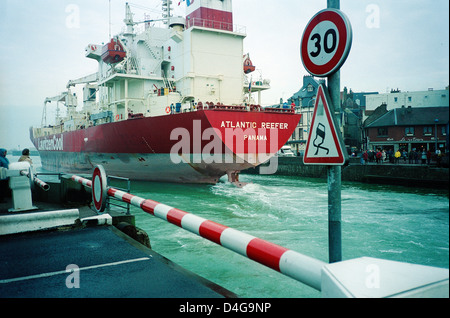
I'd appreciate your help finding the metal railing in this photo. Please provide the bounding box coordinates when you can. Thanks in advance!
[186,17,246,34]
[106,175,131,215]
[71,173,325,291]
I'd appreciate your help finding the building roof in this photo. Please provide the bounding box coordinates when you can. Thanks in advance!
[288,76,325,107]
[290,76,320,99]
[342,87,378,108]
[365,106,449,127]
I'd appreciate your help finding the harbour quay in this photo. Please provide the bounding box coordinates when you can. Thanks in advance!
[244,156,449,189]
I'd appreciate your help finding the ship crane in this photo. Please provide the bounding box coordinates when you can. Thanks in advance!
[122,2,173,34]
[42,90,77,127]
[66,73,98,88]
[124,2,179,28]
[42,93,67,127]
[66,73,99,117]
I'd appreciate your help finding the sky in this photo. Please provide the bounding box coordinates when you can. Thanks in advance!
[0,0,448,150]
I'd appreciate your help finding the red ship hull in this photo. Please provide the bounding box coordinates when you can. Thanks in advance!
[31,110,300,183]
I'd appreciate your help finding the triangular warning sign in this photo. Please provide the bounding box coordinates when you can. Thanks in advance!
[303,84,347,165]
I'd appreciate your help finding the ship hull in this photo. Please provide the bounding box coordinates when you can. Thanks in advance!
[32,110,300,183]
[37,152,254,183]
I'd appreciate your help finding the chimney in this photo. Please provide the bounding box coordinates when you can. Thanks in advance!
[186,0,233,31]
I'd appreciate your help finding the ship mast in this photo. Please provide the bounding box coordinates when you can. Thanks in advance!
[162,0,173,26]
[108,0,111,39]
[123,2,134,37]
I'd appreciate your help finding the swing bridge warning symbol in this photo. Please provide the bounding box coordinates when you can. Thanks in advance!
[303,84,347,165]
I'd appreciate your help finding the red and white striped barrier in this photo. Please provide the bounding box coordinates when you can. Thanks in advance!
[19,169,50,191]
[73,176,92,188]
[72,169,325,291]
[33,176,50,191]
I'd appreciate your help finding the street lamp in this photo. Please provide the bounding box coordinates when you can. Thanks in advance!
[434,118,439,152]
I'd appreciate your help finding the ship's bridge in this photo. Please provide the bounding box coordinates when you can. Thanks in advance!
[244,75,271,105]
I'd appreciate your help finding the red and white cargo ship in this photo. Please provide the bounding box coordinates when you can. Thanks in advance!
[31,0,300,184]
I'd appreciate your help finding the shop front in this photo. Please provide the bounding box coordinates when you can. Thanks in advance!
[369,136,445,152]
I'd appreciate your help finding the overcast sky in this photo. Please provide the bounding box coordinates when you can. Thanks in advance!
[0,0,448,150]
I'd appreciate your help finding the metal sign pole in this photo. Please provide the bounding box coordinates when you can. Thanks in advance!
[327,0,342,263]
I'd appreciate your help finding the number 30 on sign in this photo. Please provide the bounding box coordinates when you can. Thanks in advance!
[301,9,352,77]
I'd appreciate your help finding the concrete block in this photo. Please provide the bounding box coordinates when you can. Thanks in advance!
[322,257,449,298]
[0,209,80,235]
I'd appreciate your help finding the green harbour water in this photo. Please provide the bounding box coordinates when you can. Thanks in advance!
[129,174,449,298]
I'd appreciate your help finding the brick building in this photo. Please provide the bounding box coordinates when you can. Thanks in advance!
[364,106,449,153]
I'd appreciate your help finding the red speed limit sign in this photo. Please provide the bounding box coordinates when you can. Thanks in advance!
[301,9,352,77]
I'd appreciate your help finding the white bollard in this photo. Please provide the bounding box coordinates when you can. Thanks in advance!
[7,162,37,212]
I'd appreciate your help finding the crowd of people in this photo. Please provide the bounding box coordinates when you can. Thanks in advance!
[358,148,443,166]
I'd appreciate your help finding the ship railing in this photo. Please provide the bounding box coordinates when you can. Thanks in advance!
[72,169,325,291]
[34,172,64,184]
[186,17,246,35]
[199,102,247,112]
[196,102,295,114]
[263,107,295,114]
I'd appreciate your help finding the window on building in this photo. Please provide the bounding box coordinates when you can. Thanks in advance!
[307,84,314,92]
[394,97,398,102]
[377,127,388,136]
[441,126,446,136]
[408,96,412,102]
[423,126,433,135]
[405,126,415,135]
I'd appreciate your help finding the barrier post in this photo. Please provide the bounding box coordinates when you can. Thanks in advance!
[327,0,342,263]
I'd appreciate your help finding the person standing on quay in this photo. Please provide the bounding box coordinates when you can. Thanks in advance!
[402,149,408,163]
[426,150,432,165]
[394,149,401,164]
[414,149,419,164]
[0,148,8,169]
[362,150,368,165]
[368,149,375,163]
[421,150,427,164]
[0,148,10,203]
[18,148,33,165]
[408,149,414,164]
[435,149,442,167]
[376,149,382,164]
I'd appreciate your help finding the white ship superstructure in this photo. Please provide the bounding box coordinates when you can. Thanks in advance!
[59,0,267,126]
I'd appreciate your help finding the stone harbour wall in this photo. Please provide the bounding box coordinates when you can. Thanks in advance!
[243,157,449,189]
